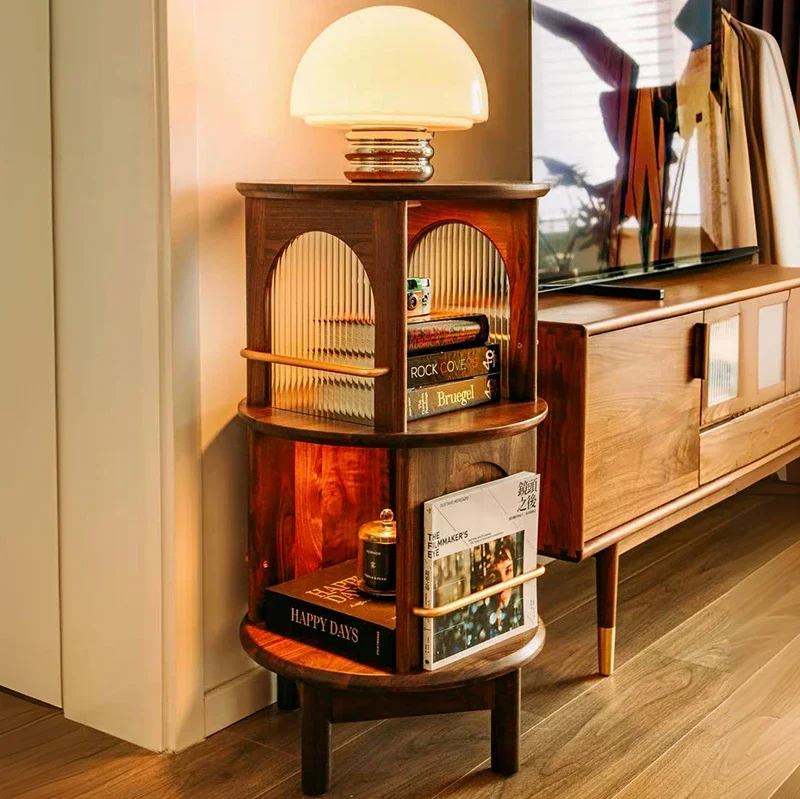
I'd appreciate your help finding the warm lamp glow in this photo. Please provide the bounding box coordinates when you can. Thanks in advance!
[290,6,489,182]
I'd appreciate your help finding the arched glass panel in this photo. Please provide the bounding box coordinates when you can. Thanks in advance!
[270,232,375,422]
[409,223,511,395]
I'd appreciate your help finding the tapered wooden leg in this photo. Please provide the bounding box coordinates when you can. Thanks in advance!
[595,543,619,676]
[491,668,520,775]
[301,683,331,796]
[277,676,300,710]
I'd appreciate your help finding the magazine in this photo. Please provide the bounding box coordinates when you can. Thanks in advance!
[422,473,540,670]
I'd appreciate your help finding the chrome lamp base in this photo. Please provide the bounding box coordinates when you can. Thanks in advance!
[344,128,434,182]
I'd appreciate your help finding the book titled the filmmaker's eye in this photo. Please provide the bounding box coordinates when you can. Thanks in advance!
[422,473,540,670]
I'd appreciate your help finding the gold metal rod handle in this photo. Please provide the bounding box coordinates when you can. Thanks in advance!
[240,348,390,379]
[412,564,546,619]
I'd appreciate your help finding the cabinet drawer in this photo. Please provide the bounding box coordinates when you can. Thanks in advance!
[584,314,702,539]
[700,392,800,484]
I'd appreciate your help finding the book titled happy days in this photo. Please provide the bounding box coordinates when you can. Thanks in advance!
[261,560,396,669]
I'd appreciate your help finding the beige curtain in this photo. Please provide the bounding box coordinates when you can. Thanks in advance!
[723,0,800,120]
[729,13,800,265]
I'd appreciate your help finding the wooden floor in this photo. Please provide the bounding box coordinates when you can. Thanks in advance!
[3,477,800,798]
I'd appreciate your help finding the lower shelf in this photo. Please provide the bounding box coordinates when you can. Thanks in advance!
[240,616,546,692]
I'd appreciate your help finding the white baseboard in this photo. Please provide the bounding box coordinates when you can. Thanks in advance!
[778,466,788,482]
[203,667,276,737]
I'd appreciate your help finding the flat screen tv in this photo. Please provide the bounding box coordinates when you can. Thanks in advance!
[533,0,759,291]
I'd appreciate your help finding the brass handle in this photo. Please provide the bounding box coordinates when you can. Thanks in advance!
[240,348,389,379]
[412,564,546,619]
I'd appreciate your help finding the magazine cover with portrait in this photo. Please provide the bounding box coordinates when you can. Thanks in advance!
[422,473,540,670]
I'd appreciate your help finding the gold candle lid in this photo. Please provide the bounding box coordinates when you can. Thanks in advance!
[359,509,396,542]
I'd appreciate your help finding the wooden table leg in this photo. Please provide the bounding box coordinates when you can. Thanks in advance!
[277,675,300,710]
[301,683,332,796]
[595,543,619,676]
[491,668,520,775]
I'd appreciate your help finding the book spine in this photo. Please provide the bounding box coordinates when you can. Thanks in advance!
[407,344,500,388]
[407,374,500,421]
[408,317,489,354]
[422,504,434,670]
[261,592,395,670]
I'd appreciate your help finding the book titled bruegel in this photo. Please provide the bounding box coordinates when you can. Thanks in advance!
[408,343,499,388]
[261,560,396,669]
[407,374,500,421]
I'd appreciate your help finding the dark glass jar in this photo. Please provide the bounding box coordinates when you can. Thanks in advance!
[357,509,396,598]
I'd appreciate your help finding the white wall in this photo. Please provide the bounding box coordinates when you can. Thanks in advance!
[52,0,169,750]
[0,0,61,708]
[173,0,533,734]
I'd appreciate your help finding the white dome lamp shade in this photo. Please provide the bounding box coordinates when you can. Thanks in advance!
[290,6,489,182]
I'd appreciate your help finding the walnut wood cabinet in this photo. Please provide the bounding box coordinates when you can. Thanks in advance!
[236,181,550,795]
[538,263,800,676]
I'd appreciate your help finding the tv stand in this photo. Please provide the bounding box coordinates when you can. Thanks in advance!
[538,262,800,675]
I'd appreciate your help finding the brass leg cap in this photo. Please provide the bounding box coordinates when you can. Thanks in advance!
[598,626,616,676]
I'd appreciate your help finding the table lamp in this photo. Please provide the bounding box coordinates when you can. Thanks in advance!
[290,6,489,182]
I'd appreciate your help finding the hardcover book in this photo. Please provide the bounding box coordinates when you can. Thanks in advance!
[407,374,500,421]
[408,343,499,388]
[422,473,540,671]
[318,314,490,356]
[262,560,396,670]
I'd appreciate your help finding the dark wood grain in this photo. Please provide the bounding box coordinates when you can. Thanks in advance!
[490,669,520,776]
[396,430,539,671]
[536,323,587,560]
[329,683,495,723]
[240,618,545,692]
[538,262,800,335]
[237,181,550,201]
[594,545,619,630]
[277,677,300,712]
[248,432,389,620]
[300,684,331,796]
[238,399,548,450]
[0,689,58,736]
[371,203,407,432]
[238,184,548,792]
[248,430,294,620]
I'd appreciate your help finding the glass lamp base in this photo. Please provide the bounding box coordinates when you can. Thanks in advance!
[344,127,434,182]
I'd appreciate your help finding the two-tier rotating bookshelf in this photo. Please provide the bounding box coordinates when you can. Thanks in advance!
[236,181,550,795]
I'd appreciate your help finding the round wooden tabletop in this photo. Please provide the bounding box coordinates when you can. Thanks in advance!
[238,399,548,449]
[236,180,550,201]
[240,617,546,691]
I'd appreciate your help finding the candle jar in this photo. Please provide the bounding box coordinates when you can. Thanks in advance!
[357,509,397,598]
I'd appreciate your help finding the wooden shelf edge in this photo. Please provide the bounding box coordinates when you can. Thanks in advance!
[238,398,549,449]
[240,616,546,692]
[236,180,551,201]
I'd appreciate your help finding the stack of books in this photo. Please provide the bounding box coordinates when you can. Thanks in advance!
[319,312,501,421]
[405,314,500,421]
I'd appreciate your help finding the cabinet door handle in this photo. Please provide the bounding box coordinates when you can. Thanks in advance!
[691,323,708,380]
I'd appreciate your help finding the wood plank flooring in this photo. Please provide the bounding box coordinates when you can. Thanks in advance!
[2,477,800,798]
